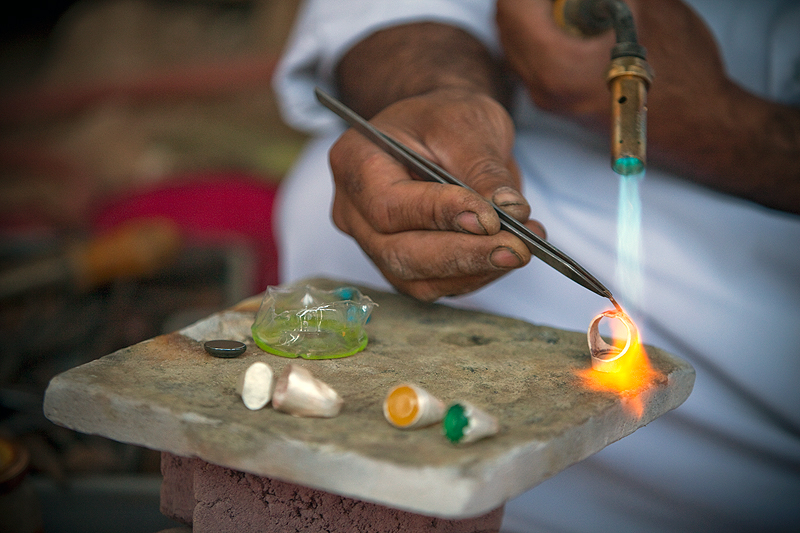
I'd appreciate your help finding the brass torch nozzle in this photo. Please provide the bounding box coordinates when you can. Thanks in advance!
[606,56,653,176]
[552,0,655,176]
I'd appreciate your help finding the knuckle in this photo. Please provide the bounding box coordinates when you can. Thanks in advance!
[330,198,350,234]
[378,242,481,281]
[363,197,394,233]
[465,157,513,190]
[406,284,444,303]
[427,185,464,232]
[379,248,416,281]
[328,139,351,181]
[330,138,386,199]
[355,154,401,231]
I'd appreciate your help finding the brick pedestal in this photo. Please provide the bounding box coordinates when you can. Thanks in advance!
[161,452,504,533]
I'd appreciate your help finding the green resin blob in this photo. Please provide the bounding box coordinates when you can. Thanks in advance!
[443,403,469,443]
[251,284,375,359]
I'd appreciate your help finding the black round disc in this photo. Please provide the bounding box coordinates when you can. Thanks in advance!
[203,340,246,358]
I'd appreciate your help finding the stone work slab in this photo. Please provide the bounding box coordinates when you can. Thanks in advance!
[44,279,694,518]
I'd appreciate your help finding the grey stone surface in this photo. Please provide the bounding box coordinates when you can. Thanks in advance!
[44,279,694,518]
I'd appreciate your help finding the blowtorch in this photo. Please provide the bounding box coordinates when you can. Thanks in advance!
[553,0,654,176]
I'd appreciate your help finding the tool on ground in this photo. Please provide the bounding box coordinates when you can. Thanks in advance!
[0,217,181,301]
[554,0,654,176]
[315,87,622,311]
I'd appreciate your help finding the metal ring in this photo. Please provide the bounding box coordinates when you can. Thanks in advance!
[587,310,639,372]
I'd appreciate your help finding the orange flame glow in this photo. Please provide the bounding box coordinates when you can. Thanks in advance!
[578,315,657,419]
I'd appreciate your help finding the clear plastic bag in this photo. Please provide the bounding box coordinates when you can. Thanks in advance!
[251,284,376,359]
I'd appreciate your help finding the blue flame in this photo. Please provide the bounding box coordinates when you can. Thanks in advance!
[615,171,645,314]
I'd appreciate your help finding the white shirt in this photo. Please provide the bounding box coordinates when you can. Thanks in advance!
[273,1,800,531]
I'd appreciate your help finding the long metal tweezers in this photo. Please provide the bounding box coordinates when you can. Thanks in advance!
[315,87,621,310]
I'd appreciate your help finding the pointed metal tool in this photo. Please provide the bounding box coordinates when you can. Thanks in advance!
[315,87,622,311]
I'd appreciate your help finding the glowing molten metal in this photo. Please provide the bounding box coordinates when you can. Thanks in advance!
[579,309,657,418]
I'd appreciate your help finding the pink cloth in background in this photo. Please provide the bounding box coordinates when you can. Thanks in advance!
[91,172,280,294]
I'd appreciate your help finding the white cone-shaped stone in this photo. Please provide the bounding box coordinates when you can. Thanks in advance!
[383,383,445,429]
[462,402,500,443]
[272,364,343,418]
[237,362,274,411]
[444,401,500,444]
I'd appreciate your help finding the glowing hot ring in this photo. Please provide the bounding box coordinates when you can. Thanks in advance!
[587,310,639,373]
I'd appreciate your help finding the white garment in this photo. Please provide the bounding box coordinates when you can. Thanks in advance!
[273,1,800,531]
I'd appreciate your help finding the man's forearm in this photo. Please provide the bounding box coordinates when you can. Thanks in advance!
[335,22,509,119]
[333,20,800,215]
[650,80,800,215]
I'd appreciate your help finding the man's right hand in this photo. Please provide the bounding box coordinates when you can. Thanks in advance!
[328,87,546,302]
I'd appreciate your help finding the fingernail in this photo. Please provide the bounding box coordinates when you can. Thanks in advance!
[490,246,523,268]
[456,211,487,235]
[492,187,526,208]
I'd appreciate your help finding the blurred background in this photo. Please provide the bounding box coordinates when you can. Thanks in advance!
[0,1,306,530]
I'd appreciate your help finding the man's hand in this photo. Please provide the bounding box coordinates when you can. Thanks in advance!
[329,22,546,301]
[496,0,731,130]
[329,88,545,301]
[497,0,619,128]
[497,0,800,213]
